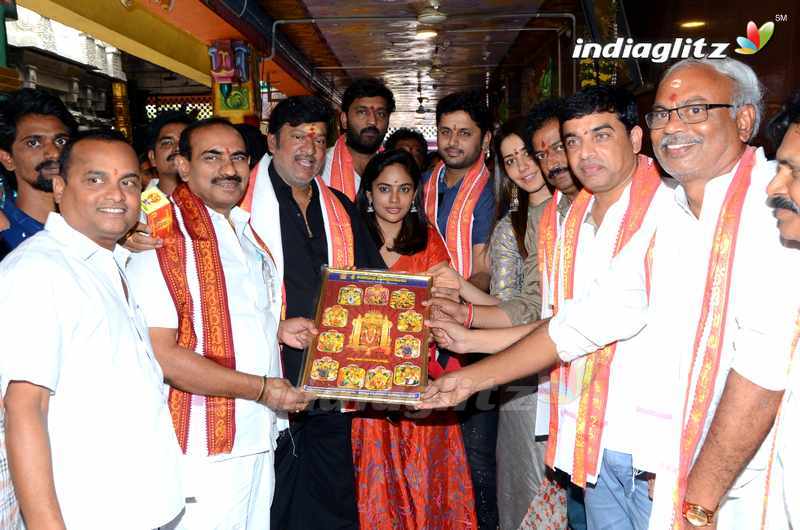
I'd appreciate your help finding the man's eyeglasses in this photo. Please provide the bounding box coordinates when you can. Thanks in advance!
[645,103,734,130]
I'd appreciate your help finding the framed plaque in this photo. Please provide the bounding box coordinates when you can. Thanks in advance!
[299,267,431,404]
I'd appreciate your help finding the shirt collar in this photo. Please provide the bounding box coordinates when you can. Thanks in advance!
[45,213,129,266]
[581,180,633,230]
[205,203,250,232]
[437,167,464,192]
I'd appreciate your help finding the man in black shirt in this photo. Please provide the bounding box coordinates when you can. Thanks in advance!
[247,95,384,530]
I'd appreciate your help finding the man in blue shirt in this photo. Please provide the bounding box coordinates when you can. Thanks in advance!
[0,89,77,259]
[422,90,495,291]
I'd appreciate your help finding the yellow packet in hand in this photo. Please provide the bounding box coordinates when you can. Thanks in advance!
[141,187,173,240]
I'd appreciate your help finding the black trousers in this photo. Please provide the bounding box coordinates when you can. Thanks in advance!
[271,411,359,530]
[459,386,500,530]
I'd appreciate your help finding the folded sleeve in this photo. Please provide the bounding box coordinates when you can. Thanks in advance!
[729,212,800,392]
[548,226,652,363]
[126,249,179,329]
[730,319,792,391]
[730,268,797,392]
[0,254,63,395]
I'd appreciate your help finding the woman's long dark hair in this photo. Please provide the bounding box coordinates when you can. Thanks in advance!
[357,149,429,255]
[492,116,532,259]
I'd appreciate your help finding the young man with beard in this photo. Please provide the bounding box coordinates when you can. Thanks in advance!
[422,58,800,530]
[0,88,77,259]
[762,89,800,530]
[424,90,495,292]
[127,118,314,529]
[322,77,395,201]
[1,130,184,529]
[241,96,385,530]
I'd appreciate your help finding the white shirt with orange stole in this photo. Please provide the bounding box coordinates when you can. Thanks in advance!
[548,147,800,529]
[545,159,667,486]
[127,193,284,529]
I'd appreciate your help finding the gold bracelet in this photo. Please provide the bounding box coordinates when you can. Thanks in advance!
[254,375,267,402]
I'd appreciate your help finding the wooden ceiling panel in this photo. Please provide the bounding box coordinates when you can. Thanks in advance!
[257,0,342,69]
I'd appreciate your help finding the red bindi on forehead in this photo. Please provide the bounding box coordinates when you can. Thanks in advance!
[669,93,678,102]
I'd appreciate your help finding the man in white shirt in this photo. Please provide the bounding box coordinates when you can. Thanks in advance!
[321,78,395,200]
[127,118,315,530]
[552,85,665,529]
[422,58,799,530]
[753,90,800,529]
[0,129,184,530]
[431,86,664,528]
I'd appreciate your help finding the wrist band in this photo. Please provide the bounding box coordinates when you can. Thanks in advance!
[463,303,474,329]
[254,375,267,402]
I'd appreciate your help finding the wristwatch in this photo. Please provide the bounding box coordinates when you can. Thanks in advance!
[683,501,716,527]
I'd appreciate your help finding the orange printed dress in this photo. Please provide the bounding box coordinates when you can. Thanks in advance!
[351,226,477,530]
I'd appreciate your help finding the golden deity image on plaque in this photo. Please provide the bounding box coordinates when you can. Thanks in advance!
[322,305,348,328]
[365,366,393,391]
[389,288,415,309]
[393,362,422,386]
[397,310,423,332]
[310,357,339,381]
[338,365,366,389]
[337,285,363,306]
[364,284,389,305]
[349,311,393,350]
[394,335,421,358]
[317,330,345,353]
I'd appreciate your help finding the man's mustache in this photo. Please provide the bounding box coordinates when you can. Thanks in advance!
[211,175,243,184]
[360,126,380,136]
[659,133,703,150]
[767,194,800,215]
[166,152,179,162]
[548,166,568,179]
[35,159,60,173]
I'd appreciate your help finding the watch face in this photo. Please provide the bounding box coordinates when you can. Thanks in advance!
[685,507,710,527]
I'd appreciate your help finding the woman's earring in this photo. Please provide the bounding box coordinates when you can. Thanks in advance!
[367,200,374,213]
[510,185,519,212]
[410,203,418,213]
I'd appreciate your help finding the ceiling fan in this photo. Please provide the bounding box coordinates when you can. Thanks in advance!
[415,75,434,115]
[415,96,430,115]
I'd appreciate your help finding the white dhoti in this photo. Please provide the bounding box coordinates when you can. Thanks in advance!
[163,451,274,530]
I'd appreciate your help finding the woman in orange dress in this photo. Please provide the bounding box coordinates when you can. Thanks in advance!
[352,148,477,529]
